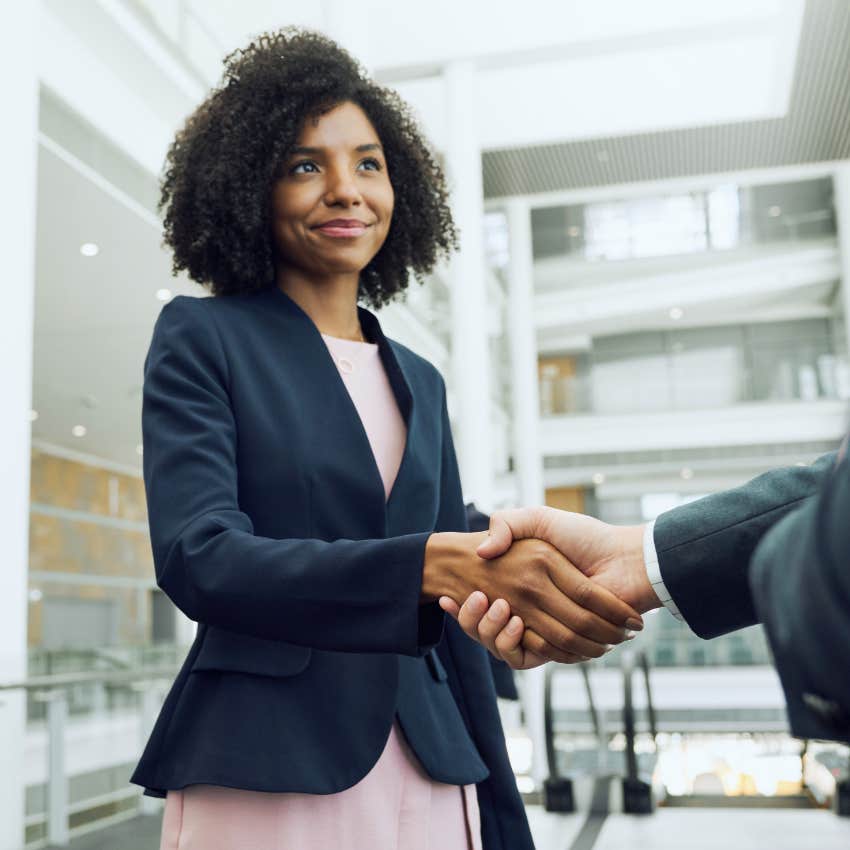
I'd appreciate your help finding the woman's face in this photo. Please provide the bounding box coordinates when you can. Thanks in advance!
[271,101,394,279]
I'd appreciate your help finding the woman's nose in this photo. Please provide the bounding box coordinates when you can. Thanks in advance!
[323,169,362,207]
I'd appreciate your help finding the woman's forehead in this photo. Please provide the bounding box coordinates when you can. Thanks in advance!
[296,102,381,149]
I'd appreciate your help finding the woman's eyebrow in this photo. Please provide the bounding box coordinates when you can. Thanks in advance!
[289,143,383,156]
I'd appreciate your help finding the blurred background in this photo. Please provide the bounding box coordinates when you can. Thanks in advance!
[2,1,850,848]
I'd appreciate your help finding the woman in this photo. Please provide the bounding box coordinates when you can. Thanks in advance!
[133,29,641,850]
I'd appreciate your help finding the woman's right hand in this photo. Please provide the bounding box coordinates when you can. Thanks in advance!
[422,532,642,664]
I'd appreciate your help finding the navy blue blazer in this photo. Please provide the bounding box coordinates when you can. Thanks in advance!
[129,287,534,850]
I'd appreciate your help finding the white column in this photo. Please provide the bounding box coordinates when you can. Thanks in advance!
[833,164,850,358]
[505,199,544,507]
[505,199,549,787]
[0,1,38,847]
[443,60,494,510]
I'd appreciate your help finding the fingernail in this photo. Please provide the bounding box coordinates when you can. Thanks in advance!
[604,645,616,654]
[625,631,637,641]
[469,592,486,613]
[487,601,505,621]
[626,618,644,631]
[507,617,522,634]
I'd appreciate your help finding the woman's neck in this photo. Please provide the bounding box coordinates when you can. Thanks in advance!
[276,268,364,341]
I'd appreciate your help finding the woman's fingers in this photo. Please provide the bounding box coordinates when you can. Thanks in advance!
[540,589,635,646]
[522,606,614,659]
[548,561,643,631]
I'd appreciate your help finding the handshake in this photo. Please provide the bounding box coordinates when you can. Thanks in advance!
[423,506,661,670]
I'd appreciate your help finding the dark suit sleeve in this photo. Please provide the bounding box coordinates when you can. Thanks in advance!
[749,456,850,742]
[142,297,440,656]
[654,452,836,638]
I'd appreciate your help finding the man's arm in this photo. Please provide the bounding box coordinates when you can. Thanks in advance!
[653,452,836,638]
[749,454,850,742]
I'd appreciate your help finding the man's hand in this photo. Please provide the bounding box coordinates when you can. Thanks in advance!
[439,592,552,669]
[423,530,643,663]
[477,507,662,616]
[445,508,661,668]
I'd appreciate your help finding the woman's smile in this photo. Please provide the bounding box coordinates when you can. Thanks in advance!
[312,218,372,238]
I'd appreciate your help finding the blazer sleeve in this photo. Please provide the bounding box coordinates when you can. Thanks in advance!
[653,452,836,638]
[142,296,442,656]
[749,454,850,742]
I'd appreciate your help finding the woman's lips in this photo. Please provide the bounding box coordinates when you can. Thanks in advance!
[314,220,369,238]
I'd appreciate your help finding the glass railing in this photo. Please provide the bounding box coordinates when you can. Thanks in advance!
[25,645,188,723]
[539,354,849,417]
[3,665,179,848]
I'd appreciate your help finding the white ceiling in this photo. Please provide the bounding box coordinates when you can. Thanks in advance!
[175,0,804,153]
[31,142,197,471]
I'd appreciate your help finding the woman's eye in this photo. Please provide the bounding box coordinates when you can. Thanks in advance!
[290,161,318,174]
[358,158,382,172]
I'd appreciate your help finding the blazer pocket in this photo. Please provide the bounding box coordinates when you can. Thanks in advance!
[190,626,312,678]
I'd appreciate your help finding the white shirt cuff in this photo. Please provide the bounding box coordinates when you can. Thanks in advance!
[643,519,684,620]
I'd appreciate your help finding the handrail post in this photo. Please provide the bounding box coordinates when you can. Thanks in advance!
[36,688,69,846]
[543,662,602,812]
[542,663,575,811]
[621,651,654,815]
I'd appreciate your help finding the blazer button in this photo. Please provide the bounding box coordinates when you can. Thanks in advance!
[802,692,849,730]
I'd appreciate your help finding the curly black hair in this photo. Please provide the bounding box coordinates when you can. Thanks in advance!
[160,28,457,307]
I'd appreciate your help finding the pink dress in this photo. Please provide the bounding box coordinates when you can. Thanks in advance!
[159,333,483,850]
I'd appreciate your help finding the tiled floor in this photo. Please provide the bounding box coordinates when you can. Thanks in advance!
[58,806,850,850]
[528,806,850,850]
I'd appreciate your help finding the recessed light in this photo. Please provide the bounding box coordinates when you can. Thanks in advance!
[592,472,605,485]
[80,243,99,257]
[28,588,43,603]
[768,205,782,218]
[680,467,694,480]
[567,225,581,238]
[72,425,87,437]
[156,289,173,302]
[136,444,144,456]
[669,307,684,320]
[29,409,38,422]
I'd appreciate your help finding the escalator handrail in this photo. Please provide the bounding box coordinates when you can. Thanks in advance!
[622,649,658,783]
[544,661,602,780]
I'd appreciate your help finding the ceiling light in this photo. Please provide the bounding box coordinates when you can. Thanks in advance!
[136,444,144,456]
[680,467,694,480]
[80,243,99,257]
[156,289,173,302]
[72,425,87,437]
[29,409,38,422]
[592,472,605,485]
[768,205,782,218]
[28,588,43,603]
[567,225,581,238]
[669,307,684,320]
